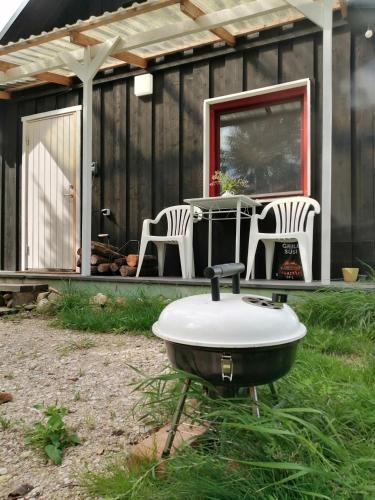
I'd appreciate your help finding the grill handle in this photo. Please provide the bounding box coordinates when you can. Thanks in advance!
[204,263,245,301]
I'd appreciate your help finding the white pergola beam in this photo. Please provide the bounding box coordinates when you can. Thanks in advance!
[1,54,81,82]
[0,0,289,84]
[284,0,325,28]
[60,37,121,81]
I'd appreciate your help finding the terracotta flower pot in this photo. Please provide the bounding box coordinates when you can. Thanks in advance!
[342,267,359,282]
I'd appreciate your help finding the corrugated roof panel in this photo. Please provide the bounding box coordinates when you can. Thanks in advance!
[44,38,76,52]
[46,68,75,76]
[1,37,76,64]
[193,0,261,12]
[17,45,62,58]
[0,0,337,95]
[135,32,218,58]
[227,7,303,35]
[86,4,188,41]
[0,53,25,65]
[1,76,37,86]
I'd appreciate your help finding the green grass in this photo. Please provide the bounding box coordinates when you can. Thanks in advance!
[293,289,375,336]
[81,289,375,499]
[45,288,169,334]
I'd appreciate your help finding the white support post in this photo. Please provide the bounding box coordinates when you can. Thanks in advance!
[321,0,333,284]
[81,77,93,276]
[285,0,333,283]
[61,39,121,276]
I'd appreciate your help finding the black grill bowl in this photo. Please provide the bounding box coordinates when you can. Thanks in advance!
[165,340,299,387]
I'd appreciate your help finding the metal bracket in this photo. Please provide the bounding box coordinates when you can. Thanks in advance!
[91,161,99,176]
[221,355,233,382]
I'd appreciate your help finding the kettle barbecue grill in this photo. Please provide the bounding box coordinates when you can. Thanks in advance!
[152,263,306,456]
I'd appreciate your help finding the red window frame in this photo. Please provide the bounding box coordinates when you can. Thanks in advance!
[209,85,309,198]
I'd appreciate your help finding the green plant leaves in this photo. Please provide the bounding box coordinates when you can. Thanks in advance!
[24,404,80,465]
[69,433,80,445]
[44,444,62,465]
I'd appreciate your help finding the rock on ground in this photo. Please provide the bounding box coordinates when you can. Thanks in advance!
[0,317,167,499]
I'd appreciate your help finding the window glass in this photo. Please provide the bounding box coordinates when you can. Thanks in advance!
[219,99,302,197]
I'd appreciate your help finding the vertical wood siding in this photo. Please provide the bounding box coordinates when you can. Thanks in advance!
[0,25,374,277]
[352,35,375,271]
[2,104,19,270]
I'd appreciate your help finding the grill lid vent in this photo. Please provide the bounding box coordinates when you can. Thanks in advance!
[242,297,282,309]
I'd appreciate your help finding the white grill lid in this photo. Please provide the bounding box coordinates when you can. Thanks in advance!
[152,293,306,348]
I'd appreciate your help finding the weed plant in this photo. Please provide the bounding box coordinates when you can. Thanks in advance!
[57,337,96,356]
[357,259,375,281]
[0,414,12,430]
[25,404,80,465]
[82,289,375,499]
[46,287,168,334]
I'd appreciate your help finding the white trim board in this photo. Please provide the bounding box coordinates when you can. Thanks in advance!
[21,105,82,123]
[202,78,311,198]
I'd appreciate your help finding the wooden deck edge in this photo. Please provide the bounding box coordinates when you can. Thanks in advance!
[0,272,373,291]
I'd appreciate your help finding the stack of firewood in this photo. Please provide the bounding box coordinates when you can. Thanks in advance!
[77,241,157,277]
[119,254,157,277]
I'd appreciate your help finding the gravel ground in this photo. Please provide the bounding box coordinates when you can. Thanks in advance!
[0,316,167,499]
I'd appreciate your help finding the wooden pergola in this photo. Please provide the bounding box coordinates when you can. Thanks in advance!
[0,0,341,282]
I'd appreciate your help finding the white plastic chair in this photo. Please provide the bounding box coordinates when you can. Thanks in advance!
[136,205,202,279]
[245,196,320,283]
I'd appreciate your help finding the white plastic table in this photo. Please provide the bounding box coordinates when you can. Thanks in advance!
[184,195,261,278]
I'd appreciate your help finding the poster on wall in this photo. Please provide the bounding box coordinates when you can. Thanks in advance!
[273,242,304,280]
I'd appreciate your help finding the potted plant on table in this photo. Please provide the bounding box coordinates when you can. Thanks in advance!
[211,170,249,197]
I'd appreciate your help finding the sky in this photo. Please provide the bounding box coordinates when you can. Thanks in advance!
[0,0,27,35]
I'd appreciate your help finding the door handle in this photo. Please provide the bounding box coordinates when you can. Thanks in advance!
[63,185,74,198]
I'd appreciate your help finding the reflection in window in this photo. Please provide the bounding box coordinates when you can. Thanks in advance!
[219,100,302,197]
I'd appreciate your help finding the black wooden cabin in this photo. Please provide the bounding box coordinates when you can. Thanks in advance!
[0,0,374,281]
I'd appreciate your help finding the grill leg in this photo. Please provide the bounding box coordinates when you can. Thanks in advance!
[249,386,260,418]
[269,383,278,404]
[162,378,191,458]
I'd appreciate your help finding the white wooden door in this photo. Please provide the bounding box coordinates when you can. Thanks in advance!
[21,106,81,272]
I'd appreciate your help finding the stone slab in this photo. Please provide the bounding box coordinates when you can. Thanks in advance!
[0,283,48,293]
[130,422,208,460]
[0,307,18,316]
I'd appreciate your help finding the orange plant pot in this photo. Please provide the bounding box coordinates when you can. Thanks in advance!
[342,267,359,282]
